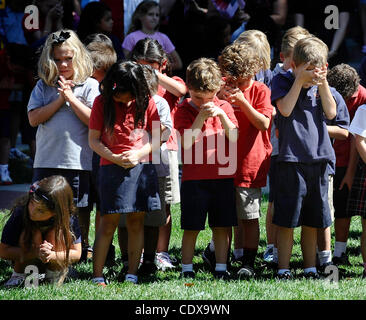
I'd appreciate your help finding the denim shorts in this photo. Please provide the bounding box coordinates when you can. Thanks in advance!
[180,178,237,230]
[98,163,161,215]
[273,162,332,228]
[32,168,90,208]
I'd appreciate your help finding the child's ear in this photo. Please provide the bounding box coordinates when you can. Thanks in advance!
[290,61,296,70]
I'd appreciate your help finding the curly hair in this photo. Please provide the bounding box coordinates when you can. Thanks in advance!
[186,58,223,92]
[327,64,360,100]
[218,42,262,82]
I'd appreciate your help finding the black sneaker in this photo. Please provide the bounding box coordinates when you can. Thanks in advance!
[181,271,195,279]
[138,261,157,276]
[303,271,320,280]
[214,270,231,280]
[332,253,350,266]
[276,270,294,280]
[202,243,216,271]
[237,265,255,279]
[318,261,333,275]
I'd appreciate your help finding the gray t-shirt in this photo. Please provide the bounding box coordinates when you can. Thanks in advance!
[28,78,100,171]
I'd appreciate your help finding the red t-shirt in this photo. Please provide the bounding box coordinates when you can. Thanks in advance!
[333,85,366,167]
[174,96,238,181]
[89,95,160,166]
[157,76,186,151]
[234,81,273,188]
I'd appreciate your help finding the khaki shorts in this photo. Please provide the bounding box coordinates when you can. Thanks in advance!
[236,187,261,220]
[165,150,180,204]
[328,174,335,222]
[119,177,167,227]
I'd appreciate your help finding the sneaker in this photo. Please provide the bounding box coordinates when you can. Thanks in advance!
[303,271,320,280]
[276,270,294,280]
[91,277,107,287]
[4,274,25,288]
[181,271,195,279]
[138,261,157,276]
[332,253,351,266]
[318,261,333,275]
[9,148,30,161]
[214,270,231,280]
[237,265,255,279]
[202,243,216,271]
[263,246,274,263]
[155,252,176,271]
[0,166,13,185]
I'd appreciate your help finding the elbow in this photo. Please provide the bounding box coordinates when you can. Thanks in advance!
[28,113,39,127]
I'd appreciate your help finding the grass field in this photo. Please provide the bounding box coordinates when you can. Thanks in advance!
[1,198,366,301]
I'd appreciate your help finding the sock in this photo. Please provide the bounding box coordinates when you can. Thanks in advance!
[233,248,243,260]
[304,267,317,274]
[125,274,138,284]
[278,268,290,275]
[273,247,278,263]
[12,271,25,278]
[334,241,347,257]
[318,250,332,266]
[215,263,227,272]
[209,239,215,252]
[182,263,193,273]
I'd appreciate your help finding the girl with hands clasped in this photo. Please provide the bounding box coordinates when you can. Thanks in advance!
[89,61,162,285]
[27,30,100,256]
[0,175,82,288]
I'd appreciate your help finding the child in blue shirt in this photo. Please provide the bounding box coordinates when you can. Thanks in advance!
[271,36,337,279]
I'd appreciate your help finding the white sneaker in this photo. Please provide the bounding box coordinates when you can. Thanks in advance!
[0,165,13,185]
[4,274,25,288]
[155,252,176,271]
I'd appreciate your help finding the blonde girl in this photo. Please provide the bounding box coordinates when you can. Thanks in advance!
[27,29,100,256]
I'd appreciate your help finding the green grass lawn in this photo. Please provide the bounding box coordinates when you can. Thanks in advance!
[1,198,366,300]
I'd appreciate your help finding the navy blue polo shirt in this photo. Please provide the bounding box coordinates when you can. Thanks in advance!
[1,206,82,246]
[271,71,336,164]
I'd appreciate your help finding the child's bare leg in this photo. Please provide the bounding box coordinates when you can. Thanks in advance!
[144,226,159,260]
[242,218,259,249]
[233,224,243,250]
[334,218,351,243]
[301,226,317,269]
[156,204,172,253]
[118,226,128,259]
[78,207,91,248]
[277,226,294,269]
[93,213,120,277]
[181,230,199,264]
[361,219,366,264]
[212,227,229,264]
[126,212,145,275]
[266,202,276,245]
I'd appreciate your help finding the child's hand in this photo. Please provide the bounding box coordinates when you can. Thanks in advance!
[119,150,141,168]
[57,76,75,103]
[39,240,54,263]
[199,102,223,120]
[222,85,246,105]
[313,65,328,87]
[295,62,319,86]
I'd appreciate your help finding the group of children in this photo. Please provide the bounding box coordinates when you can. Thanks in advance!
[1,20,366,287]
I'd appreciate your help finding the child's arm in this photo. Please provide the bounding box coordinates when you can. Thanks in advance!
[58,76,91,126]
[156,70,187,97]
[0,243,38,262]
[223,85,270,131]
[356,134,366,163]
[28,94,65,127]
[327,125,349,140]
[316,67,337,120]
[340,136,359,190]
[276,63,315,117]
[39,240,81,265]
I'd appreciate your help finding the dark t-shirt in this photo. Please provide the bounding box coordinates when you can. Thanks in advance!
[1,206,82,247]
[271,70,336,163]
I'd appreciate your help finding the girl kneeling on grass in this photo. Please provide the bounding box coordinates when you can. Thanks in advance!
[89,60,162,285]
[0,175,82,288]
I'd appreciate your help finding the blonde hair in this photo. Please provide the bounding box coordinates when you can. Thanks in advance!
[292,36,328,67]
[38,29,94,86]
[281,26,311,57]
[218,42,262,82]
[186,58,223,92]
[235,30,271,70]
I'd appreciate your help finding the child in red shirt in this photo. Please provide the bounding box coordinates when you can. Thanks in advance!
[218,42,273,278]
[174,58,238,279]
[89,60,161,285]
